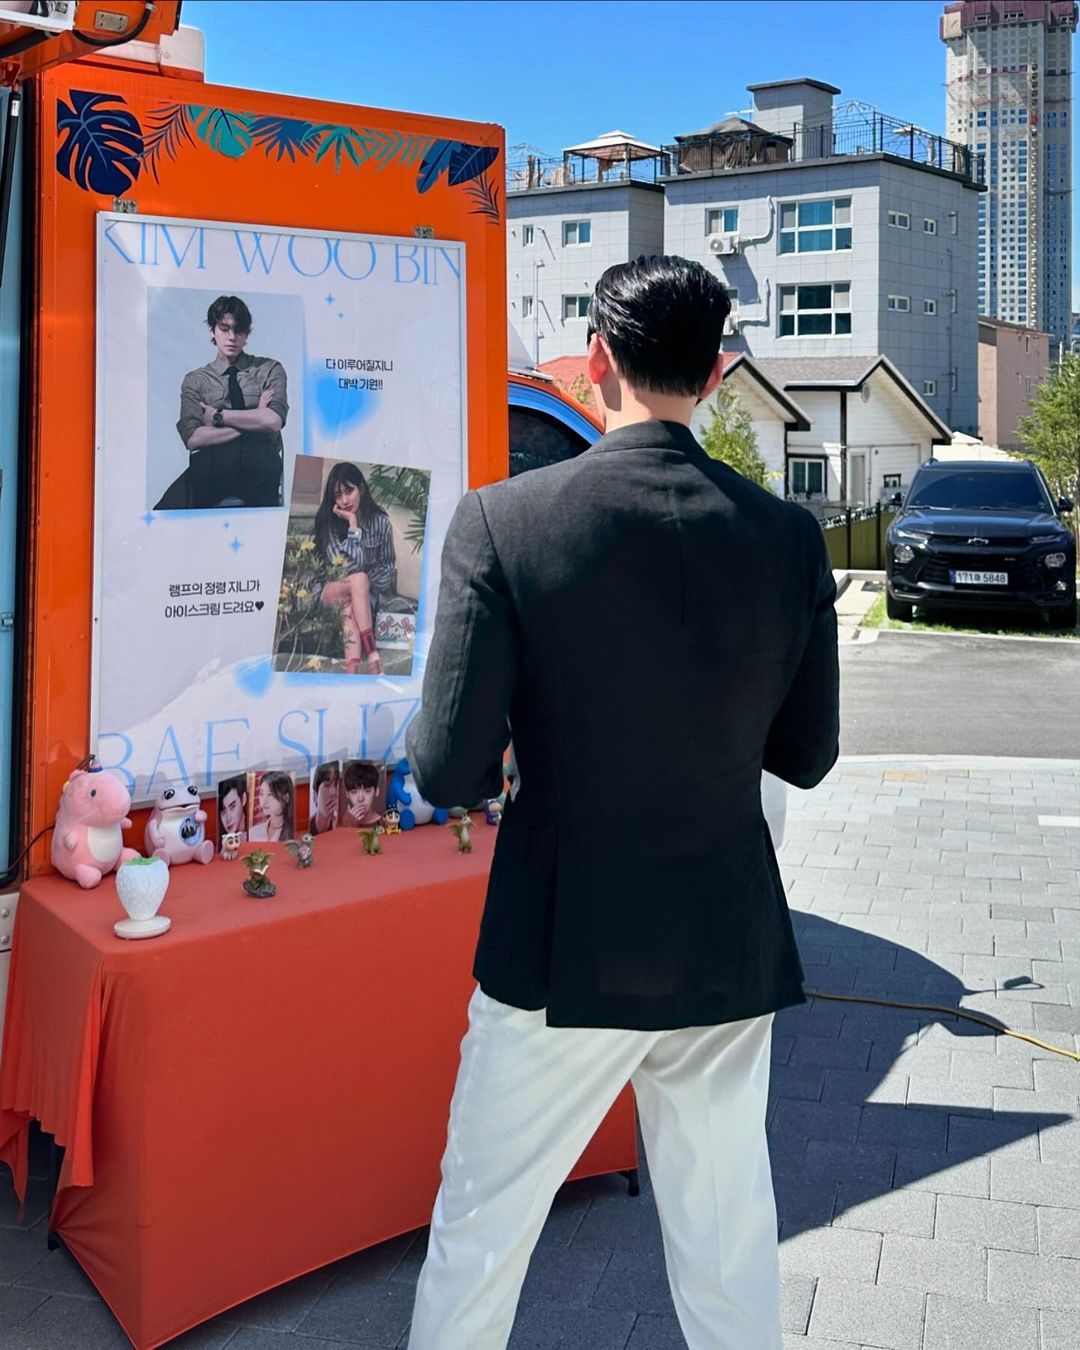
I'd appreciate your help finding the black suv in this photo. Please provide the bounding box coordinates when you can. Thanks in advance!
[885,460,1076,630]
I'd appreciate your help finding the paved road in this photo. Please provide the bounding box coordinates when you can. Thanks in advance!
[840,630,1080,759]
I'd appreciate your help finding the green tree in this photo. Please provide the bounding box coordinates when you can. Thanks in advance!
[567,372,595,410]
[698,384,772,490]
[1014,354,1080,515]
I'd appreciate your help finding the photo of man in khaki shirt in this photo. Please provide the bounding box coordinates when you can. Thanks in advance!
[156,294,288,510]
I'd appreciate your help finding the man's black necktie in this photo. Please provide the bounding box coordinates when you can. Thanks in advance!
[226,366,245,410]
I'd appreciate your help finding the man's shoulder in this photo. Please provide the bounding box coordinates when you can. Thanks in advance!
[244,354,284,373]
[473,456,587,522]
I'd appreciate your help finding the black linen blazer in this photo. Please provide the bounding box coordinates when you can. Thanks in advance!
[406,420,839,1029]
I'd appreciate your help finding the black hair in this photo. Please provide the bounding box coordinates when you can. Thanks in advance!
[313,762,340,792]
[218,774,247,805]
[586,255,731,397]
[207,295,253,334]
[344,760,380,792]
[314,462,388,561]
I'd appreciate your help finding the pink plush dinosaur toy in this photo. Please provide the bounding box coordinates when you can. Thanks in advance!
[50,765,139,889]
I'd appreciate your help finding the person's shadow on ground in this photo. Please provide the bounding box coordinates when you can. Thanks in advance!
[770,910,1070,1240]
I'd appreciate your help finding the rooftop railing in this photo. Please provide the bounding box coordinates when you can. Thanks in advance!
[663,106,976,182]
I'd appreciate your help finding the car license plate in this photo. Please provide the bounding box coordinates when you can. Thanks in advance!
[951,570,1008,586]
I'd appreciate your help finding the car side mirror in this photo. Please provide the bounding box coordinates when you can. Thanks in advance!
[1058,497,1075,514]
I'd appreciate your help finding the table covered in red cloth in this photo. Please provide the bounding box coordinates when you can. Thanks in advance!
[0,826,636,1349]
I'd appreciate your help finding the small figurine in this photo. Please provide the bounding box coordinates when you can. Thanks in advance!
[285,833,315,868]
[447,811,474,854]
[145,783,214,867]
[484,796,504,826]
[359,825,384,855]
[241,849,276,898]
[385,758,449,830]
[51,763,139,889]
[382,808,402,836]
[220,830,244,862]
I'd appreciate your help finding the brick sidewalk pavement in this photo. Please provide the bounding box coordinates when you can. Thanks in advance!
[0,758,1076,1349]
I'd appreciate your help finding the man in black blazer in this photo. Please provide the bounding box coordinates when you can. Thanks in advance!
[405,257,839,1349]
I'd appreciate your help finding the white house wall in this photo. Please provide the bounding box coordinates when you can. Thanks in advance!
[846,369,935,500]
[782,375,936,503]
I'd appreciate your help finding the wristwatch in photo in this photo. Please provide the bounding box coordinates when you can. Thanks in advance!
[212,409,225,428]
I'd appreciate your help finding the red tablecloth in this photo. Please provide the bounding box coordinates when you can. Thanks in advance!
[0,827,636,1348]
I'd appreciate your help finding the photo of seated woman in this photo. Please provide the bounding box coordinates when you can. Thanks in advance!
[247,770,295,843]
[341,760,385,828]
[273,457,429,679]
[309,761,341,837]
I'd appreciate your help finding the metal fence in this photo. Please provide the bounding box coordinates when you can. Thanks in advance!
[506,151,671,194]
[662,105,975,182]
[819,504,896,571]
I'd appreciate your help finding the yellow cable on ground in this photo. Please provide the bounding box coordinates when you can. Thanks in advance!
[804,989,1080,1063]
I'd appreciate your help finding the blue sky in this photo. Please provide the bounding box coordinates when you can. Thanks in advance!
[184,0,1077,300]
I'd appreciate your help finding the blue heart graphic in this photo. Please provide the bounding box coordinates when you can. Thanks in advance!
[235,658,275,696]
[312,368,378,438]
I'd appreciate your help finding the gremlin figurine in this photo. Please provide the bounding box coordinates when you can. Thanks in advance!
[285,833,315,868]
[447,809,474,854]
[241,849,276,898]
[359,825,384,855]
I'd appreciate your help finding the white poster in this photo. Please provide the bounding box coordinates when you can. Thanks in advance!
[94,213,466,801]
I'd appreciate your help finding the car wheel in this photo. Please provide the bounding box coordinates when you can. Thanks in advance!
[1049,598,1077,631]
[886,592,915,623]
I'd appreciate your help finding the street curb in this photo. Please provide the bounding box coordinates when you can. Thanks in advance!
[837,754,1079,771]
[871,624,1080,647]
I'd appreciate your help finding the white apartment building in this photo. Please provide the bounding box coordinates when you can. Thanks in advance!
[942,0,1077,349]
[507,83,981,439]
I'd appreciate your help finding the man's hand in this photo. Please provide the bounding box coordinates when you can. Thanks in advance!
[200,402,218,427]
[258,388,274,410]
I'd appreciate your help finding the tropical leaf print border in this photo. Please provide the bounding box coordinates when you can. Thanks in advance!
[58,91,502,221]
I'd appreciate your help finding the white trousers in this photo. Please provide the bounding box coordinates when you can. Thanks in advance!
[407,989,780,1350]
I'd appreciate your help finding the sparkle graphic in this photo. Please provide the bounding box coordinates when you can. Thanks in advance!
[142,512,155,527]
[325,293,335,306]
[223,520,230,530]
[338,311,345,319]
[229,537,243,555]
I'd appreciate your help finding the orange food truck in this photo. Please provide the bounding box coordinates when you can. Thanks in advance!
[0,6,629,1346]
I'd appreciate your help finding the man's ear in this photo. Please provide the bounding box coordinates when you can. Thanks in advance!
[586,331,612,386]
[699,352,725,402]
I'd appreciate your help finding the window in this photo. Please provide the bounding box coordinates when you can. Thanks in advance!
[562,295,589,321]
[949,369,959,393]
[522,224,535,247]
[562,220,591,246]
[924,218,938,235]
[883,473,903,489]
[509,407,590,477]
[521,296,533,318]
[778,197,851,253]
[923,298,937,315]
[888,210,911,229]
[922,379,937,396]
[789,458,827,499]
[887,294,911,312]
[706,207,739,235]
[779,282,851,336]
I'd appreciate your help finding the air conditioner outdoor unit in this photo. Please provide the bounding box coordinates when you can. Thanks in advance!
[708,234,740,256]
